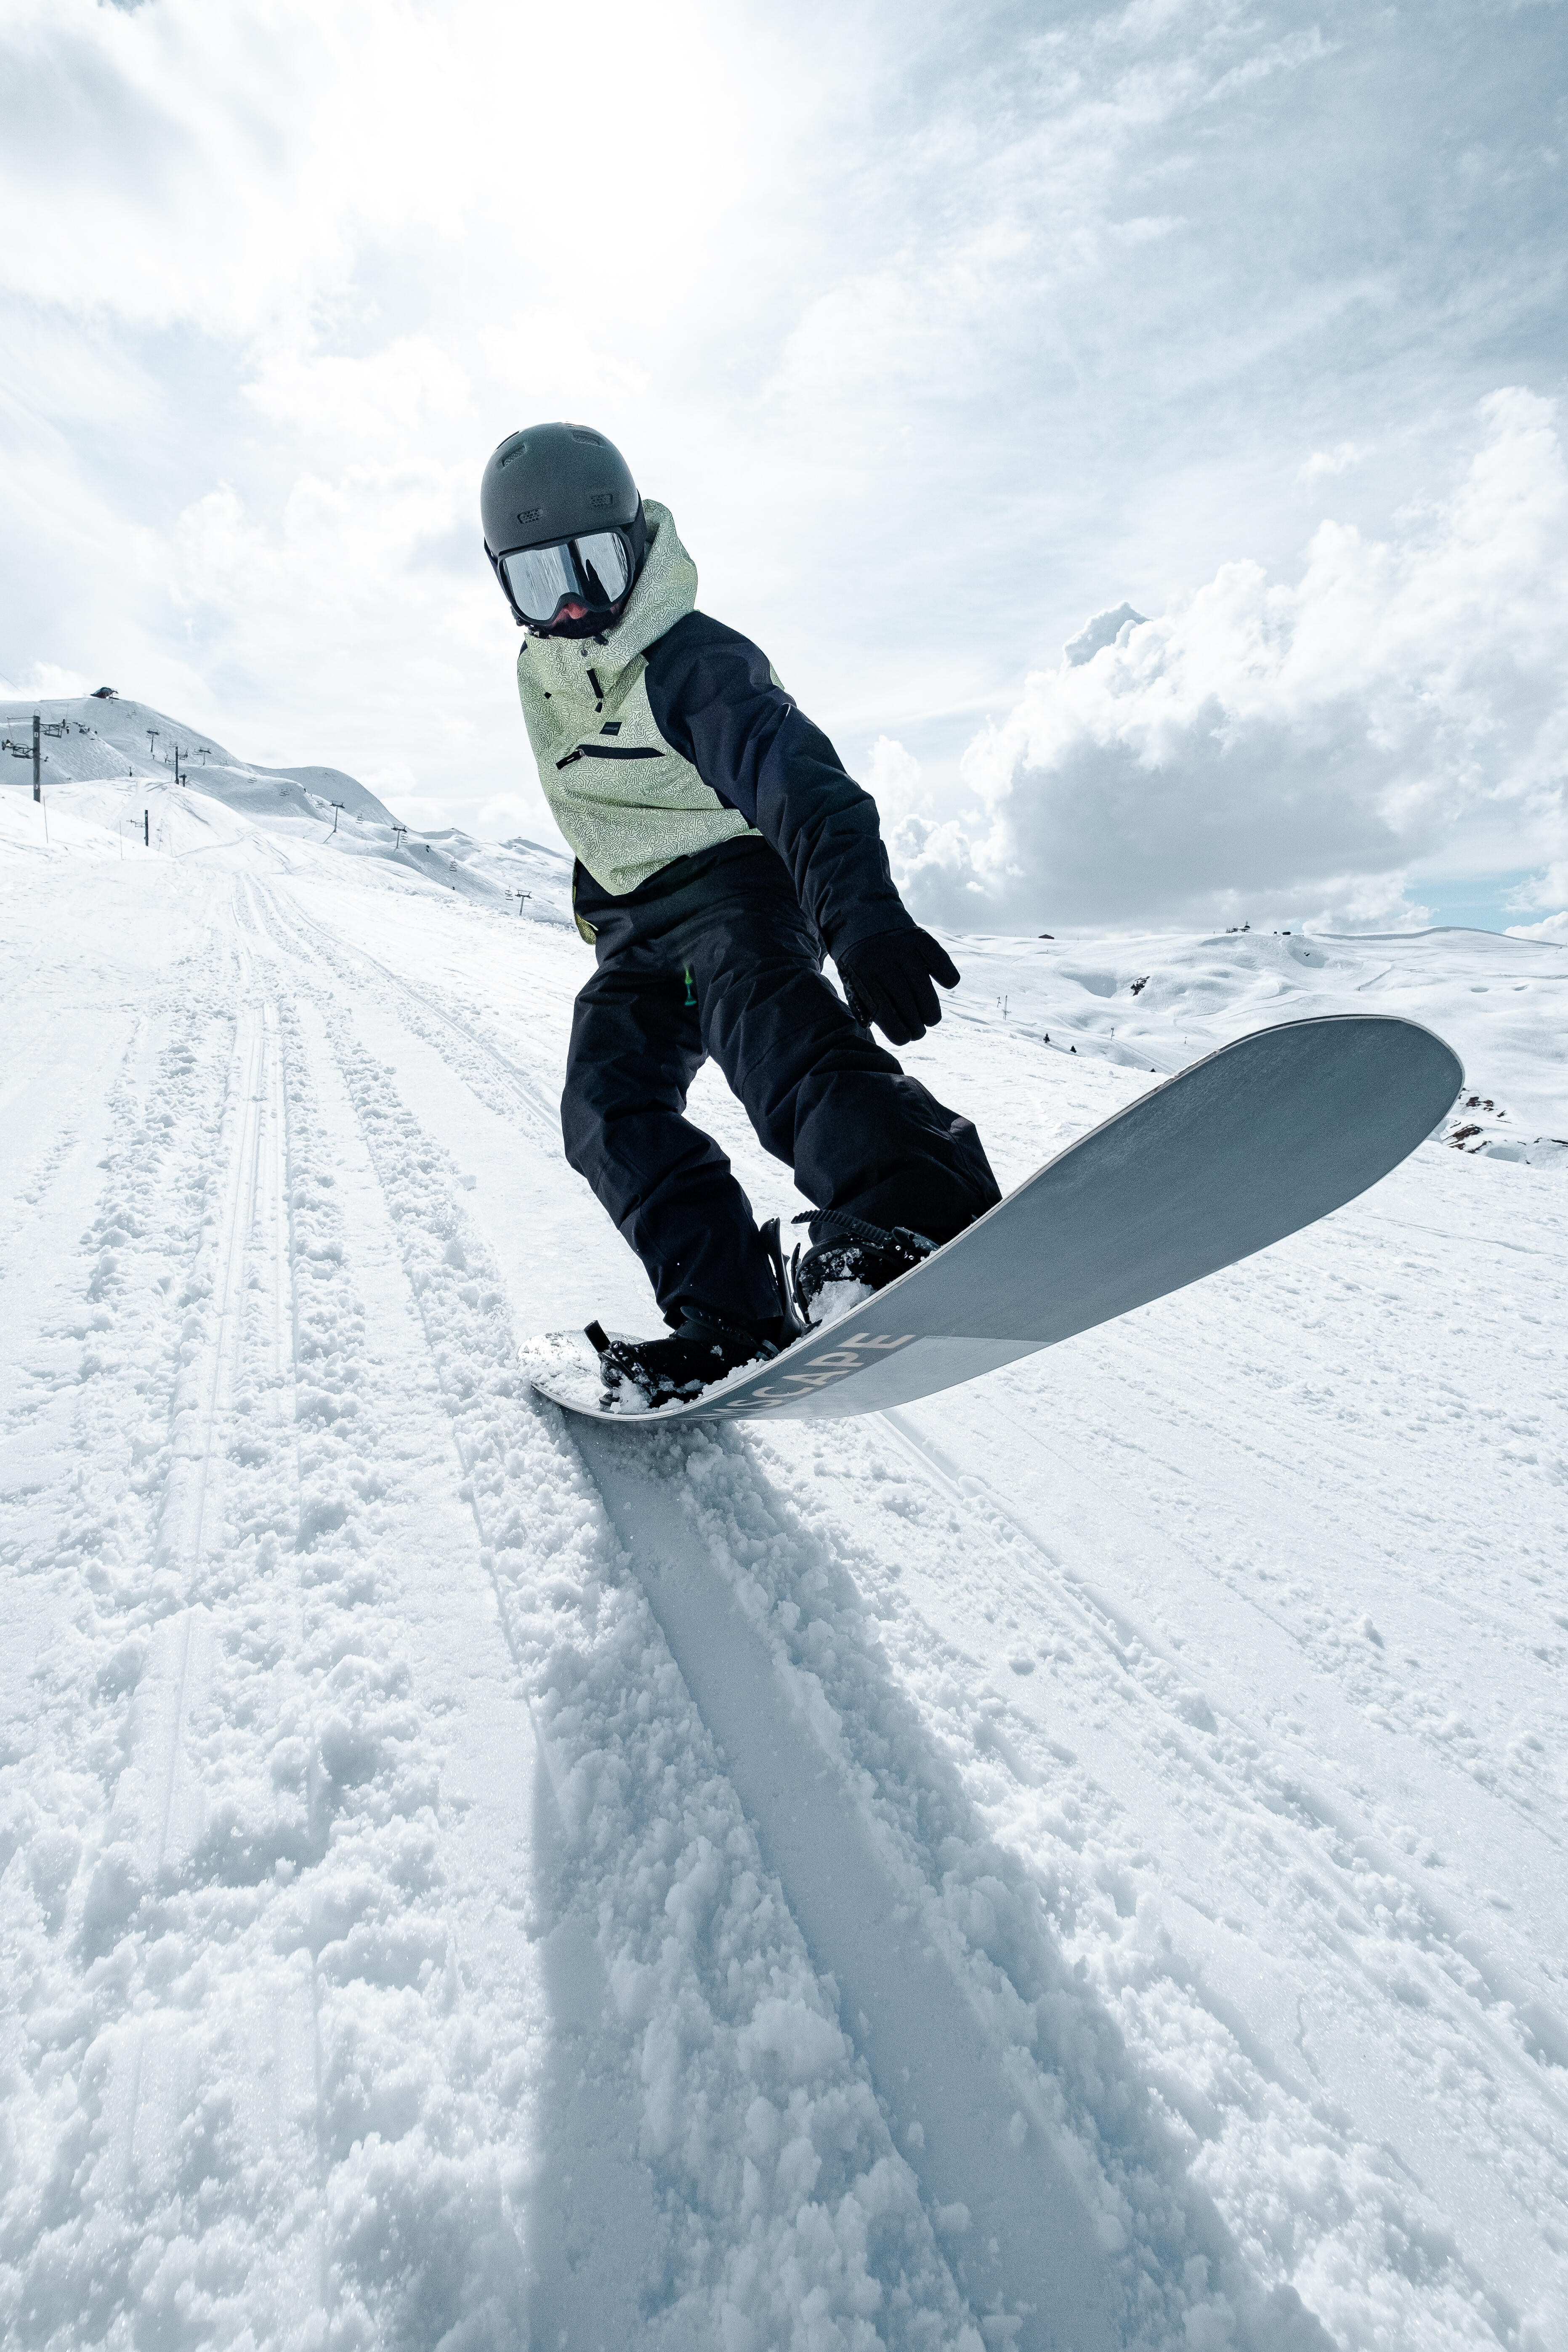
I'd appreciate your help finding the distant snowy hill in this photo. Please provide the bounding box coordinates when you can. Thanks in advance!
[3,691,395,822]
[945,924,1568,1164]
[0,689,573,921]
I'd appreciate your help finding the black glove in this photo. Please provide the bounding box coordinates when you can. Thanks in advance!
[835,928,960,1045]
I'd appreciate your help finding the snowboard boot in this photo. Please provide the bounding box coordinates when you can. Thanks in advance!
[586,1218,801,1409]
[789,1209,935,1329]
[586,1312,787,1408]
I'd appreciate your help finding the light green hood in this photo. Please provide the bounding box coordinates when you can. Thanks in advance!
[514,500,758,902]
[604,496,699,660]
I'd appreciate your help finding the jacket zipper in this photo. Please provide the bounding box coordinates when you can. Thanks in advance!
[556,744,665,769]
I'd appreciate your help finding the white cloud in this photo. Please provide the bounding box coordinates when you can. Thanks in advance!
[865,736,926,818]
[478,319,651,418]
[374,785,442,827]
[1507,910,1568,943]
[2,0,1566,871]
[1297,442,1371,484]
[241,340,471,447]
[1063,605,1148,667]
[474,791,549,840]
[894,392,1568,932]
[0,660,90,701]
[1504,858,1568,939]
[0,0,471,338]
[1203,27,1336,105]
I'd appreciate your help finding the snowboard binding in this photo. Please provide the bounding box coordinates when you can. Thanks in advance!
[581,1213,937,1409]
[789,1210,935,1328]
[585,1220,799,1409]
[585,1312,785,1410]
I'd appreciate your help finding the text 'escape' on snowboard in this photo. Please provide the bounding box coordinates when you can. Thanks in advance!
[529,1014,1462,1427]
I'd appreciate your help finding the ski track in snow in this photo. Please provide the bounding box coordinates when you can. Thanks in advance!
[1,763,1566,2350]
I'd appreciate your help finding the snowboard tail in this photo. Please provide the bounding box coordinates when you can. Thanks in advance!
[530,1015,1462,1425]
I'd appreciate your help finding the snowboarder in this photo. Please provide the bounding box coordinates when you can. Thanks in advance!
[482,422,1001,1401]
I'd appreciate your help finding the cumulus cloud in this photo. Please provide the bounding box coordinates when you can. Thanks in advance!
[893,392,1568,933]
[864,735,926,820]
[1507,910,1568,944]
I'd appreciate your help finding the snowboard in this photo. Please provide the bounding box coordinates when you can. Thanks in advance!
[529,1014,1461,1427]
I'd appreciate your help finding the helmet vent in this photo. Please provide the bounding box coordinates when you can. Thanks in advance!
[571,428,603,444]
[497,435,527,466]
[587,492,613,509]
[519,506,544,523]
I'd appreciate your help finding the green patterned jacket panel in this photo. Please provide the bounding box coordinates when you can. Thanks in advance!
[515,501,757,900]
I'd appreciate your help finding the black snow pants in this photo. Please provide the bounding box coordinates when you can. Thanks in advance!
[561,840,1001,1328]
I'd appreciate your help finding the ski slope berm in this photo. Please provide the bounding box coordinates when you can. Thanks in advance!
[533,1013,1463,1424]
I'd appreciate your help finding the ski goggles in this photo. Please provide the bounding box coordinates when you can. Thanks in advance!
[498,530,633,625]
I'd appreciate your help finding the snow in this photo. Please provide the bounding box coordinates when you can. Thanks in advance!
[2,723,1565,2350]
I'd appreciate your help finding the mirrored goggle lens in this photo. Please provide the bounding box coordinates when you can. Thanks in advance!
[502,541,573,619]
[501,532,630,620]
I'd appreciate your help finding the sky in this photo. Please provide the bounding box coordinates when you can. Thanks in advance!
[2,0,1565,936]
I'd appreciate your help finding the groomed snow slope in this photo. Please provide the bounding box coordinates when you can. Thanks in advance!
[1,765,1565,2351]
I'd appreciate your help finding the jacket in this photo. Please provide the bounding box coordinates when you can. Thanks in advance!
[515,500,913,955]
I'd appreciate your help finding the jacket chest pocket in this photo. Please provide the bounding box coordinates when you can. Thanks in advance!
[555,743,666,771]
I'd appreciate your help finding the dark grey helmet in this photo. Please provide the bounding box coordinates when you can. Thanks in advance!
[481,421,647,633]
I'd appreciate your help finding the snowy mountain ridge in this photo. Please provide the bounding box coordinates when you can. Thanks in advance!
[2,690,573,919]
[1,699,1566,2349]
[941,925,1568,1167]
[2,691,395,824]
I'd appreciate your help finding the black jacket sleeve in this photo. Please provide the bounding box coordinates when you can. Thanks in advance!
[641,610,914,956]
